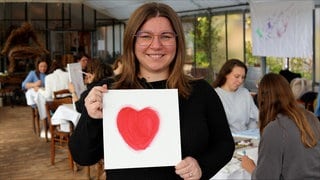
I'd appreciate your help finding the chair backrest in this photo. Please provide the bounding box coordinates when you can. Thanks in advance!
[53,89,71,99]
[46,90,73,132]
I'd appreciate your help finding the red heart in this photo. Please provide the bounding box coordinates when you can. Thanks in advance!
[117,106,160,150]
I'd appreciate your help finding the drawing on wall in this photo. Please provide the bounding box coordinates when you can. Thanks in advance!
[250,1,313,58]
[103,89,181,170]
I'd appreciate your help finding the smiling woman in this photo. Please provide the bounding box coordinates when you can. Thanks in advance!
[69,2,235,180]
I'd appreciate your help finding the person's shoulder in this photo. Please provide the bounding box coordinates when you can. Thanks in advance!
[238,87,250,93]
[45,73,54,80]
[28,70,36,75]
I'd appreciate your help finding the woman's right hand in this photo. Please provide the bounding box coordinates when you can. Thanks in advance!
[241,155,256,174]
[84,84,108,119]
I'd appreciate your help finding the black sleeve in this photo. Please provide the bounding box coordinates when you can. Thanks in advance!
[195,80,235,179]
[69,108,104,166]
[69,79,113,166]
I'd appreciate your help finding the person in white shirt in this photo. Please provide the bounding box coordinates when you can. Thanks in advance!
[36,56,71,135]
[213,59,259,133]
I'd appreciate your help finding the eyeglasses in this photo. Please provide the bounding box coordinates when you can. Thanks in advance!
[134,31,177,46]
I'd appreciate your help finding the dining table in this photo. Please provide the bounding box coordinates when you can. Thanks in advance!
[210,128,260,180]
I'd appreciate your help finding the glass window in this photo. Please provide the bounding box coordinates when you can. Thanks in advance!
[315,8,320,83]
[83,5,94,30]
[227,13,244,61]
[211,14,226,75]
[48,3,62,20]
[182,16,195,76]
[70,3,82,29]
[8,3,25,20]
[29,3,45,20]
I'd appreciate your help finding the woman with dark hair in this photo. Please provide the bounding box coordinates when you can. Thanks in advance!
[69,59,114,113]
[241,73,320,179]
[22,57,48,106]
[69,2,234,179]
[43,55,69,101]
[213,59,259,133]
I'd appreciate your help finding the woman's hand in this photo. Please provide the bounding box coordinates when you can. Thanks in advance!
[241,155,256,174]
[68,82,75,93]
[85,84,107,119]
[175,156,202,180]
[84,72,94,84]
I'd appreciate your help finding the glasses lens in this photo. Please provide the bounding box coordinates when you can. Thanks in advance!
[135,32,176,46]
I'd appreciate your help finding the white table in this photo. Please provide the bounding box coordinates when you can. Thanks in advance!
[211,146,258,179]
[211,129,260,180]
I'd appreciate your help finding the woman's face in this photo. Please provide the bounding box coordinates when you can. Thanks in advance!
[79,56,88,69]
[134,17,176,79]
[38,61,48,74]
[224,66,246,92]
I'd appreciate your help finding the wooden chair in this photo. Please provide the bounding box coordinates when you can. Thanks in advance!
[45,90,74,170]
[42,89,72,141]
[53,89,72,99]
[31,105,40,136]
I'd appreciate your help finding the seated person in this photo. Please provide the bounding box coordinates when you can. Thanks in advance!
[213,59,259,133]
[35,55,70,124]
[69,59,114,113]
[74,52,90,84]
[43,56,70,101]
[241,73,320,179]
[21,57,48,106]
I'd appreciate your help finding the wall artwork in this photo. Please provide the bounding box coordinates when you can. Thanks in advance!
[250,1,314,58]
[103,89,181,170]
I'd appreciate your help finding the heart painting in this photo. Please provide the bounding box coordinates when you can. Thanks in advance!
[117,106,160,150]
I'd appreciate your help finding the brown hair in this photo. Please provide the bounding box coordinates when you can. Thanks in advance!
[212,59,247,88]
[258,73,318,148]
[34,56,48,79]
[112,2,192,97]
[87,59,114,83]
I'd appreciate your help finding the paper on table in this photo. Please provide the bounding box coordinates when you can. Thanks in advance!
[210,158,251,179]
[232,128,260,139]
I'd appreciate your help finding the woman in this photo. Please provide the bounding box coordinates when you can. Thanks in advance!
[212,59,259,133]
[69,2,234,180]
[43,55,70,101]
[21,57,48,106]
[69,59,114,113]
[241,73,320,179]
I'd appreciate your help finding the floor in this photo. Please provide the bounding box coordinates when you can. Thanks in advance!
[0,105,104,180]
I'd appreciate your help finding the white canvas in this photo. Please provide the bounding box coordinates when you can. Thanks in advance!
[103,89,181,170]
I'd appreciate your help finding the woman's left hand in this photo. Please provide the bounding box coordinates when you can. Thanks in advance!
[175,156,202,180]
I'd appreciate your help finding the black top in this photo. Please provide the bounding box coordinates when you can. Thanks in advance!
[69,78,235,180]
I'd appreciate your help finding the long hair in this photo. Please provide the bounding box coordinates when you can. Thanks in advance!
[212,59,247,88]
[88,59,114,83]
[34,56,48,79]
[112,2,192,98]
[258,73,318,148]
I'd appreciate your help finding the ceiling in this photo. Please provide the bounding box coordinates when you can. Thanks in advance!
[83,0,250,20]
[2,0,320,21]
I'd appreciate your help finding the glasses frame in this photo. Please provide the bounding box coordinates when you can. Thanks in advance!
[134,31,178,46]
